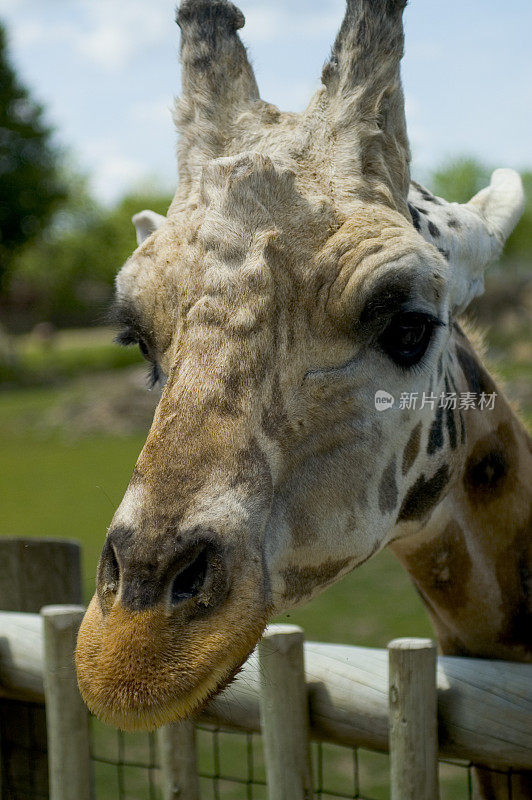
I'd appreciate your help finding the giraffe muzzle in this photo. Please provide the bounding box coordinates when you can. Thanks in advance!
[76,525,268,731]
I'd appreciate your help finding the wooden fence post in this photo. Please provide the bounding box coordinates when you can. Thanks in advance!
[41,605,92,800]
[388,638,439,800]
[258,625,314,800]
[0,538,82,800]
[157,721,200,800]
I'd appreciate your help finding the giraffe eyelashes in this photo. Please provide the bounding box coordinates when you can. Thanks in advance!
[379,311,444,369]
[146,362,163,390]
[115,328,163,389]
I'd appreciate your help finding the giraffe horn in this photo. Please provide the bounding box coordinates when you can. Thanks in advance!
[174,0,260,192]
[320,0,410,216]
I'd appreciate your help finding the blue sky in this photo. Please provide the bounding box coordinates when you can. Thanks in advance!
[1,0,530,203]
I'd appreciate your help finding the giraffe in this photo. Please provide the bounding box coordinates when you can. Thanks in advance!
[75,1,530,795]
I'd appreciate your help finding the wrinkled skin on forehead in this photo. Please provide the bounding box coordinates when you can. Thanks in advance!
[76,0,525,737]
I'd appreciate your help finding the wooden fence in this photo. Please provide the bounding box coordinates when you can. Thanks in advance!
[0,539,531,800]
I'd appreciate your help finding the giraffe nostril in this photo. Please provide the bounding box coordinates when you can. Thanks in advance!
[97,538,121,607]
[106,546,120,593]
[170,546,209,605]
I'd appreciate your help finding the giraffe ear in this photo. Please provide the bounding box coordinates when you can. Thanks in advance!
[132,210,166,245]
[466,169,525,246]
[408,169,525,314]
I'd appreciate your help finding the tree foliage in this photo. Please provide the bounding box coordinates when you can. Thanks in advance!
[9,189,171,328]
[0,23,66,289]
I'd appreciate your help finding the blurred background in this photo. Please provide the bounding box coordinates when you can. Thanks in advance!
[0,0,531,645]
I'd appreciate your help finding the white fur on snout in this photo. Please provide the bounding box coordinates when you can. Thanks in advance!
[110,481,147,532]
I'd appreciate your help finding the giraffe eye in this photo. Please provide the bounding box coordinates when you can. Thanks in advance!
[379,312,439,368]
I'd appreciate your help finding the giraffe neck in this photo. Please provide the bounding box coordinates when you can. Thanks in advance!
[391,329,532,661]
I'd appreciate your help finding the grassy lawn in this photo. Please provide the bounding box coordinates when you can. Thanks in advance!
[0,385,145,599]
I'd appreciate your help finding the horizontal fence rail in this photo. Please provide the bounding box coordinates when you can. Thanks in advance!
[0,610,531,773]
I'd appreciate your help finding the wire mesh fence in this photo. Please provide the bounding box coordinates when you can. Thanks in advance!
[0,704,528,800]
[90,720,159,800]
[86,718,522,800]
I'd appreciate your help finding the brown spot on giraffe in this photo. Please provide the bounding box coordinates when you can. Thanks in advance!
[446,406,457,450]
[397,465,450,522]
[427,403,444,455]
[496,504,532,653]
[403,521,472,610]
[230,438,272,495]
[203,392,241,418]
[285,497,320,548]
[379,456,398,513]
[463,422,518,506]
[282,558,352,601]
[455,344,496,396]
[459,410,466,445]
[261,373,291,442]
[402,421,422,475]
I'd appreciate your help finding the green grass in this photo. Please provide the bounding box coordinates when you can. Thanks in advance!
[0,391,145,600]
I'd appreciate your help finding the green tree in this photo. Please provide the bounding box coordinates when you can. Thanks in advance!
[431,157,490,204]
[10,189,171,327]
[0,22,66,289]
[431,158,532,264]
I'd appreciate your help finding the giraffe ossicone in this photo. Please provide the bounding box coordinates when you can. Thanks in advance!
[75,6,530,784]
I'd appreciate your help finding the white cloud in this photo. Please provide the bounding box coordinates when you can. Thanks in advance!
[261,77,320,113]
[76,0,171,71]
[0,0,30,12]
[241,8,278,42]
[243,1,343,43]
[9,19,80,51]
[80,0,172,70]
[82,137,150,203]
[406,41,445,63]
[90,154,148,204]
[130,97,174,127]
[6,0,173,72]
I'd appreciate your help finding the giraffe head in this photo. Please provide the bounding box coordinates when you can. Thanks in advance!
[75,0,524,730]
